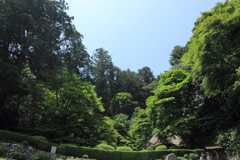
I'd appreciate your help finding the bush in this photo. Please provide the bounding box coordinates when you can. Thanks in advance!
[95,144,115,150]
[22,141,29,146]
[32,136,48,142]
[116,146,133,151]
[188,153,199,160]
[82,154,89,158]
[10,152,27,160]
[155,145,167,151]
[0,146,8,156]
[183,154,189,159]
[32,153,50,160]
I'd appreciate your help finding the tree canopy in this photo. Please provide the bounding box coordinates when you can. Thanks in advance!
[182,0,240,118]
[2,0,240,155]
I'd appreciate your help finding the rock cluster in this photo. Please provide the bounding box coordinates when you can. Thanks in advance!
[0,142,91,160]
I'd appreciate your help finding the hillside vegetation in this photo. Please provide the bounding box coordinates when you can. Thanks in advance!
[0,0,240,157]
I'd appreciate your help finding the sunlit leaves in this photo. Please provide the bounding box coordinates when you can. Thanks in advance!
[146,70,195,145]
[183,0,240,97]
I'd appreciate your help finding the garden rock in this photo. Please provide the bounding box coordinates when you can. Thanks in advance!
[165,153,177,160]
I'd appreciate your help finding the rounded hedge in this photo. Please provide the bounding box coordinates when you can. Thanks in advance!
[116,146,133,151]
[82,154,89,158]
[32,153,50,160]
[32,136,48,142]
[95,144,115,150]
[155,145,167,151]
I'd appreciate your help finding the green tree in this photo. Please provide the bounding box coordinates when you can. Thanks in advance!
[91,48,114,116]
[0,0,87,75]
[116,69,146,110]
[146,70,200,148]
[113,114,132,144]
[97,116,127,146]
[129,108,152,150]
[111,92,138,116]
[0,0,89,120]
[169,45,188,68]
[182,0,240,121]
[138,66,155,85]
[17,69,106,146]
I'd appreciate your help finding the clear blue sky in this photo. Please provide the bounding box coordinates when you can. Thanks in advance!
[65,0,225,76]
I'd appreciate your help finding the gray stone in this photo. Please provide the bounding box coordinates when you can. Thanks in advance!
[165,153,177,160]
[50,146,57,154]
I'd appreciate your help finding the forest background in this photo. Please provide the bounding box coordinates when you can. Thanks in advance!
[1,0,240,157]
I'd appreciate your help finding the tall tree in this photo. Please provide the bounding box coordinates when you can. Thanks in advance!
[129,108,152,150]
[138,66,156,106]
[116,69,145,109]
[91,48,114,116]
[111,92,138,116]
[146,70,201,148]
[138,66,155,85]
[0,0,89,112]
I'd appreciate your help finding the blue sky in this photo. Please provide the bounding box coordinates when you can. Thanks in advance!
[65,0,225,76]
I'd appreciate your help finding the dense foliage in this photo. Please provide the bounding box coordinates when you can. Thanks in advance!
[1,0,240,157]
[0,0,155,149]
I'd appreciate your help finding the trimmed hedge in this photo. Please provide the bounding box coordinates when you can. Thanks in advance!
[0,129,204,160]
[116,146,133,151]
[169,145,179,149]
[56,145,204,160]
[0,130,54,152]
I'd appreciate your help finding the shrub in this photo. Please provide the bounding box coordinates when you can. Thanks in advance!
[32,153,50,160]
[183,154,189,159]
[169,145,179,149]
[155,145,167,151]
[116,146,133,151]
[22,141,29,146]
[82,154,89,158]
[10,152,27,160]
[188,153,199,160]
[95,144,115,150]
[32,136,48,142]
[0,146,8,156]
